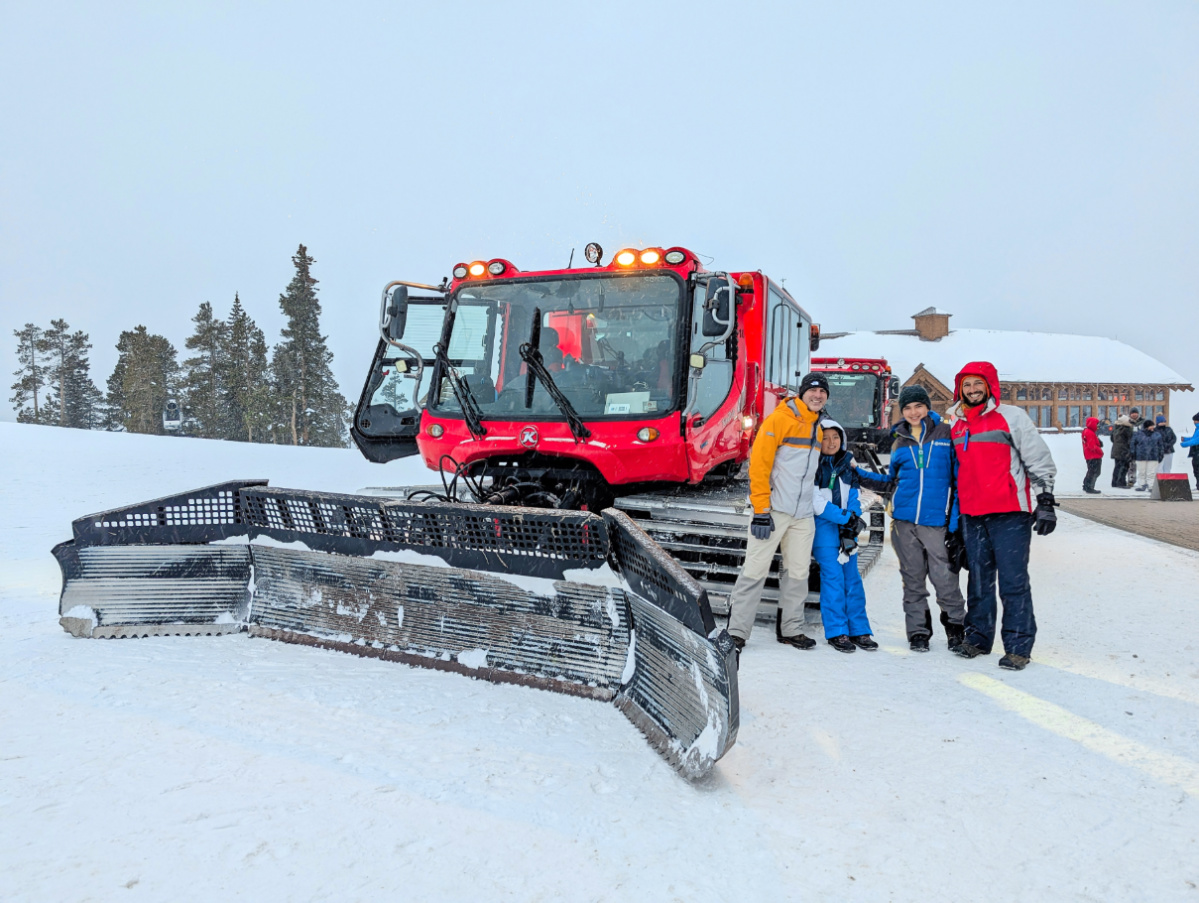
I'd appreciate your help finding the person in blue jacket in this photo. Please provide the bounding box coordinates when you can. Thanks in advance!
[812,420,877,653]
[1182,412,1199,490]
[857,385,966,652]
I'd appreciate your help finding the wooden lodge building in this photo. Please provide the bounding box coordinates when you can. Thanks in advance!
[821,309,1193,430]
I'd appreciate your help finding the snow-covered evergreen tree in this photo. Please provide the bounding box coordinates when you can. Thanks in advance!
[182,302,229,438]
[221,293,273,442]
[10,323,48,423]
[37,319,104,429]
[271,245,348,447]
[105,326,180,434]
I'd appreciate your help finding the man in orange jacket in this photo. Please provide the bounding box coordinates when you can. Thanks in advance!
[727,373,829,654]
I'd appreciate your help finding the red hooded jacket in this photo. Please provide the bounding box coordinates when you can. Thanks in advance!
[947,362,1057,516]
[1082,417,1104,460]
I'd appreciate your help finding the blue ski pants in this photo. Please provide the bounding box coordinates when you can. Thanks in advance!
[813,544,871,639]
[962,512,1036,657]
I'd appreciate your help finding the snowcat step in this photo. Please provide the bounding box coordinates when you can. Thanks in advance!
[52,481,737,780]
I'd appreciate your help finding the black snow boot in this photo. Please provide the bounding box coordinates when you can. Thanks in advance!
[849,635,879,650]
[953,642,988,659]
[776,608,816,649]
[827,635,856,653]
[909,634,931,653]
[732,635,746,660]
[944,620,966,652]
[998,653,1030,671]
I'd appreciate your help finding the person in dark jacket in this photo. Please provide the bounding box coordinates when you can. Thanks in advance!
[1081,416,1104,494]
[1131,419,1166,491]
[947,362,1057,672]
[1156,414,1178,473]
[1109,413,1135,488]
[857,385,965,652]
[812,420,875,653]
[1183,412,1199,490]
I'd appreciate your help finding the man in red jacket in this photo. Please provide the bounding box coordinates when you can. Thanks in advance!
[947,362,1057,671]
[1081,416,1104,494]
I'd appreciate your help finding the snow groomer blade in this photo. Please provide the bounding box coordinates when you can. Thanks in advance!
[53,482,739,778]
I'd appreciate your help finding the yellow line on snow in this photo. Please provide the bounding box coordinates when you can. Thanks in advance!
[959,672,1199,798]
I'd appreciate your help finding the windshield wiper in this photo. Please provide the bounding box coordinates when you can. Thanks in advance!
[434,344,486,440]
[519,308,591,442]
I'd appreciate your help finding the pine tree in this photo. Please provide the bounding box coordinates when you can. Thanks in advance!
[10,323,48,423]
[105,326,180,434]
[221,293,272,442]
[63,328,105,428]
[182,302,229,438]
[271,245,349,447]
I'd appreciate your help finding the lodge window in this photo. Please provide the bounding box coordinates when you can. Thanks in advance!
[1016,387,1027,400]
[1156,390,1165,401]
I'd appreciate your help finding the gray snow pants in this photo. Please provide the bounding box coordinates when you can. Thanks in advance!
[890,519,966,640]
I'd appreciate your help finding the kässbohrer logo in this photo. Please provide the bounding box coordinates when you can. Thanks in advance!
[519,426,539,449]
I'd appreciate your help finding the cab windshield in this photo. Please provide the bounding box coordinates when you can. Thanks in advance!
[431,273,684,420]
[823,372,880,428]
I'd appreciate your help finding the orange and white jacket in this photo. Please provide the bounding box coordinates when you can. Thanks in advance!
[748,397,825,517]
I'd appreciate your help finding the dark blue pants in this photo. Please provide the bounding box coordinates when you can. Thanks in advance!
[962,512,1036,657]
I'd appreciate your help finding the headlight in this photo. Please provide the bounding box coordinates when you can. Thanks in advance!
[428,424,444,438]
[636,427,660,442]
[639,249,661,265]
[453,264,468,279]
[487,260,506,275]
[664,249,686,265]
[615,249,637,266]
[468,262,486,277]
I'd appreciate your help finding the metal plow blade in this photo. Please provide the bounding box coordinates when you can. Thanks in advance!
[51,482,738,779]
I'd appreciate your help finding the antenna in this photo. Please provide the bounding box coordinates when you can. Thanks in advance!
[567,248,575,269]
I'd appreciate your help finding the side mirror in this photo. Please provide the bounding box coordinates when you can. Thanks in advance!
[384,285,409,341]
[701,279,731,337]
[890,376,900,397]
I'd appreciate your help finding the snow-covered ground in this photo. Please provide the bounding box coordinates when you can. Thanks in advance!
[2,422,1198,901]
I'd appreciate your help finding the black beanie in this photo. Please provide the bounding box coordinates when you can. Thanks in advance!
[1193,411,1199,422]
[797,372,830,397]
[898,385,932,411]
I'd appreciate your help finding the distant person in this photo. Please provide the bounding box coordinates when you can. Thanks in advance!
[1081,416,1104,494]
[947,362,1057,672]
[856,385,966,653]
[812,420,876,653]
[1156,415,1177,473]
[1126,408,1143,486]
[1183,412,1199,490]
[727,373,830,655]
[1131,418,1165,492]
[1110,412,1135,489]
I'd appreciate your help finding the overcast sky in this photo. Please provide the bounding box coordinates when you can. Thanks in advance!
[2,1,1197,422]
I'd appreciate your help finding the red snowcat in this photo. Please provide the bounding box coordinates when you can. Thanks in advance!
[811,356,900,468]
[52,244,882,779]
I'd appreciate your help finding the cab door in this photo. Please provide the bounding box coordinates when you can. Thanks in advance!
[350,296,446,462]
[684,275,742,480]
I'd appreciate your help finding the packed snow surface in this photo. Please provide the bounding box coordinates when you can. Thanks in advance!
[2,422,1198,900]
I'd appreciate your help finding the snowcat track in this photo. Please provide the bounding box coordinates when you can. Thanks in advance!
[52,481,738,779]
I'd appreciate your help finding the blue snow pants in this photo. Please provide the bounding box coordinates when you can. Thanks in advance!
[813,545,871,639]
[962,512,1036,657]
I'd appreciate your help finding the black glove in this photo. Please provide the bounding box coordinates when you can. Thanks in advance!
[838,526,859,557]
[944,529,968,573]
[750,512,775,541]
[1034,491,1058,536]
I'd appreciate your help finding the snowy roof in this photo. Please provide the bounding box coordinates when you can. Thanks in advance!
[912,307,952,317]
[820,328,1191,386]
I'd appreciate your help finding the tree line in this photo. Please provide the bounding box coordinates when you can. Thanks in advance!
[9,245,350,447]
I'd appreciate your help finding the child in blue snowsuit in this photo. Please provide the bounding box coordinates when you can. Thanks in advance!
[812,420,876,653]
